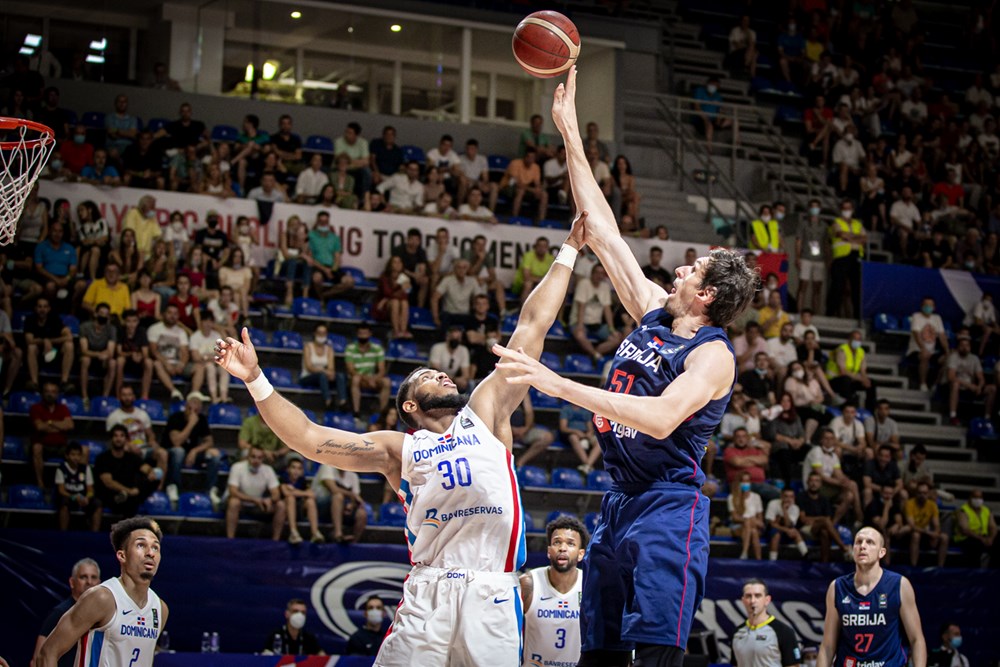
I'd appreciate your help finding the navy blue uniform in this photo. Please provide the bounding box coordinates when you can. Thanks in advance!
[581,309,735,651]
[833,569,907,667]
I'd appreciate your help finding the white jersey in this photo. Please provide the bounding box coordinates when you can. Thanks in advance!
[522,567,582,667]
[398,405,525,572]
[76,577,161,667]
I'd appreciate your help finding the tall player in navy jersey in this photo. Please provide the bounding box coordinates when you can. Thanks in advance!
[818,527,926,667]
[495,66,758,667]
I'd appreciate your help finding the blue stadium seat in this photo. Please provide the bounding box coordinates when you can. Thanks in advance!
[327,333,348,353]
[61,314,80,335]
[826,406,842,418]
[145,117,170,133]
[856,408,872,422]
[83,441,105,463]
[401,145,426,163]
[305,135,334,153]
[900,315,912,332]
[89,396,120,418]
[517,465,548,488]
[264,368,295,388]
[584,512,600,536]
[389,374,404,394]
[60,395,86,416]
[293,297,323,317]
[211,125,239,143]
[968,417,998,441]
[301,409,317,423]
[547,320,568,340]
[546,510,576,526]
[9,485,51,510]
[508,216,534,227]
[539,352,562,372]
[274,330,304,350]
[587,470,613,491]
[409,307,435,330]
[538,219,565,230]
[8,391,40,414]
[324,412,358,432]
[179,492,218,518]
[341,266,374,288]
[327,300,358,321]
[836,524,853,545]
[247,327,270,347]
[501,314,518,335]
[550,468,585,490]
[11,311,29,331]
[379,502,408,527]
[135,399,166,421]
[523,512,536,533]
[3,437,26,461]
[529,388,561,410]
[208,404,242,427]
[81,111,105,128]
[487,154,510,173]
[389,339,423,361]
[564,353,597,375]
[140,491,174,516]
[872,313,898,333]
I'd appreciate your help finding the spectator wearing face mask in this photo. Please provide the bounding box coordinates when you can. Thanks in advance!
[953,488,997,568]
[826,199,866,319]
[825,329,872,407]
[907,297,950,392]
[928,623,969,667]
[693,77,732,146]
[264,599,326,655]
[347,596,389,656]
[122,195,161,260]
[749,204,782,252]
[796,201,828,313]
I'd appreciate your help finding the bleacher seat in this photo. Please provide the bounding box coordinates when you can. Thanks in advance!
[145,117,169,133]
[135,399,166,421]
[301,409,317,422]
[264,368,296,388]
[501,314,518,335]
[968,418,998,441]
[389,374,404,394]
[179,492,218,518]
[409,307,435,330]
[81,111,105,128]
[208,404,243,427]
[584,512,600,536]
[247,328,270,347]
[293,298,323,318]
[89,396,120,418]
[8,391,39,414]
[388,339,423,361]
[538,219,565,230]
[140,491,174,516]
[11,311,29,331]
[327,300,359,321]
[872,313,899,333]
[341,266,374,288]
[529,388,561,410]
[508,216,533,227]
[211,125,239,143]
[550,468,585,490]
[523,512,536,533]
[539,352,562,372]
[83,441,105,463]
[379,502,407,527]
[547,321,568,340]
[487,154,510,174]
[587,470,613,491]
[327,333,348,353]
[401,145,426,163]
[274,330,304,350]
[9,485,50,510]
[518,465,548,488]
[305,135,334,153]
[546,510,576,525]
[3,437,26,462]
[564,353,597,375]
[61,314,80,335]
[324,412,358,432]
[60,395,86,416]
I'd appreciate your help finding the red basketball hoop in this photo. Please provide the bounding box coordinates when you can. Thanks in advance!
[0,117,56,245]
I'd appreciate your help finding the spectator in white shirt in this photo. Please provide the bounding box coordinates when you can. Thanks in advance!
[968,292,999,356]
[422,192,457,220]
[543,145,570,206]
[907,296,950,391]
[792,308,820,343]
[901,89,928,128]
[295,153,331,203]
[455,138,497,211]
[889,186,921,253]
[966,73,993,109]
[457,187,497,223]
[766,488,810,560]
[247,171,289,203]
[832,125,865,194]
[225,445,286,540]
[377,161,424,212]
[313,464,368,543]
[428,325,473,391]
[571,264,624,362]
[803,428,862,526]
[979,118,1000,160]
[727,15,758,77]
[425,134,461,191]
[728,471,764,560]
[189,310,229,404]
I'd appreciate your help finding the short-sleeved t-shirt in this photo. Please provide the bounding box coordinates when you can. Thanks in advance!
[765,499,801,526]
[864,459,901,488]
[864,416,900,445]
[514,251,555,292]
[270,132,302,156]
[25,314,65,342]
[313,465,361,499]
[572,279,612,326]
[165,119,207,148]
[947,351,982,384]
[723,445,768,484]
[83,279,131,317]
[457,153,488,181]
[118,325,149,355]
[164,411,211,451]
[309,230,343,269]
[803,446,840,484]
[239,415,281,453]
[94,450,143,498]
[905,498,939,529]
[391,244,428,274]
[559,404,592,432]
[370,138,405,176]
[34,240,77,276]
[727,492,763,520]
[80,321,117,352]
[147,322,189,362]
[908,312,945,355]
[334,136,370,161]
[731,616,801,667]
[797,491,833,519]
[31,402,72,447]
[106,407,153,449]
[228,460,279,499]
[435,275,484,316]
[345,342,384,375]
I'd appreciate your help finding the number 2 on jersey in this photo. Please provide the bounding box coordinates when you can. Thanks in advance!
[555,628,566,649]
[128,648,141,667]
[439,458,472,490]
[854,633,873,653]
[609,369,635,394]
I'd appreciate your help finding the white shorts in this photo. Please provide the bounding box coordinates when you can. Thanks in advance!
[799,258,825,282]
[375,565,522,667]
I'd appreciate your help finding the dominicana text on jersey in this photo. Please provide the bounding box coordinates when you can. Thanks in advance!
[398,406,526,572]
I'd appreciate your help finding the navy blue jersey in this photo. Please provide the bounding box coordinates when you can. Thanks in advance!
[595,309,736,486]
[834,569,907,667]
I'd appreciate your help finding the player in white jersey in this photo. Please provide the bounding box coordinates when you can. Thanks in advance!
[214,214,587,667]
[520,515,588,667]
[38,517,168,667]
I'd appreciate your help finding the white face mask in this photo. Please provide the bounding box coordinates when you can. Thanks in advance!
[366,609,383,625]
[971,498,984,509]
[761,214,771,222]
[707,85,718,95]
[289,612,306,630]
[315,336,327,345]
[171,220,184,231]
[793,369,805,380]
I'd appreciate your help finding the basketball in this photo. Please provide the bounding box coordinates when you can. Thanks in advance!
[512,11,581,79]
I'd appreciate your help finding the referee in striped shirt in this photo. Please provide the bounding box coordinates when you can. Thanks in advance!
[731,578,802,667]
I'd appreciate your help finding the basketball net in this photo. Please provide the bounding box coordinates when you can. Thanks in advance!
[0,117,56,246]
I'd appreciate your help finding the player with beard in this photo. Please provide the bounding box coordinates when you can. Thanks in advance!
[818,526,926,667]
[520,515,588,667]
[496,66,759,667]
[214,215,588,667]
[37,517,167,667]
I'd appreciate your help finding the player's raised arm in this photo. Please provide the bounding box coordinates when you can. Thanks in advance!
[899,577,926,667]
[469,213,584,430]
[816,581,839,667]
[37,587,115,667]
[215,330,404,486]
[551,66,667,321]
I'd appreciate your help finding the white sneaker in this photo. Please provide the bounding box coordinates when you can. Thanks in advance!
[209,487,222,510]
[166,484,179,504]
[170,389,184,401]
[919,383,929,392]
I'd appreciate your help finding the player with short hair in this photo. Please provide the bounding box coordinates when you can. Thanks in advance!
[498,66,758,667]
[817,526,926,667]
[215,216,587,667]
[520,515,589,667]
[731,578,801,667]
[37,517,167,667]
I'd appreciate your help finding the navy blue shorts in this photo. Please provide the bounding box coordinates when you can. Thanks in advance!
[580,482,709,651]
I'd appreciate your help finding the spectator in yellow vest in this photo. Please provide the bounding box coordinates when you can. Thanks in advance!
[749,204,782,252]
[826,329,872,406]
[954,489,997,568]
[826,199,866,318]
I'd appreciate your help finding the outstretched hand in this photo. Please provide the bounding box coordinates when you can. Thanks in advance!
[492,344,564,397]
[551,65,579,136]
[214,327,261,383]
[567,209,588,250]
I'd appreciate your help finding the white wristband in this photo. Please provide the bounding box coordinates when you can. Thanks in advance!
[246,371,274,402]
[554,243,578,269]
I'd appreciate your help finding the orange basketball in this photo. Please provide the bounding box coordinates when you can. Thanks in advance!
[512,11,581,79]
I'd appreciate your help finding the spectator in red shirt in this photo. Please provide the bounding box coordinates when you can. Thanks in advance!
[804,95,834,166]
[60,125,95,174]
[168,273,201,333]
[723,427,780,502]
[31,381,75,488]
[930,167,965,207]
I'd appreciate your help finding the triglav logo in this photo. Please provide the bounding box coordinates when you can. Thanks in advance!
[311,561,410,638]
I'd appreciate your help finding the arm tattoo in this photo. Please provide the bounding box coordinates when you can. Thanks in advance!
[316,438,376,457]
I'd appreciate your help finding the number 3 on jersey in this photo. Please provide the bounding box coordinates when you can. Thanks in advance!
[439,458,472,490]
[555,628,566,649]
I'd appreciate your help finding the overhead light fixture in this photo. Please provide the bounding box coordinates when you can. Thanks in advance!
[19,46,35,55]
[86,54,105,64]
[347,26,354,33]
[262,60,278,80]
[244,63,254,83]
[89,38,107,51]
[290,11,301,19]
[390,24,402,32]
[24,34,42,47]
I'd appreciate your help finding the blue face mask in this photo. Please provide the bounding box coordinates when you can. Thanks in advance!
[922,305,934,315]
[951,636,962,649]
[809,206,821,216]
[73,134,86,144]
[740,482,752,492]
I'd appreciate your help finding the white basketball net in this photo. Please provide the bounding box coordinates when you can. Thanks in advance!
[0,119,55,245]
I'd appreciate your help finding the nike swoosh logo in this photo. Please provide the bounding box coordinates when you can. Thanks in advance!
[539,596,553,601]
[493,597,510,604]
[123,610,134,615]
